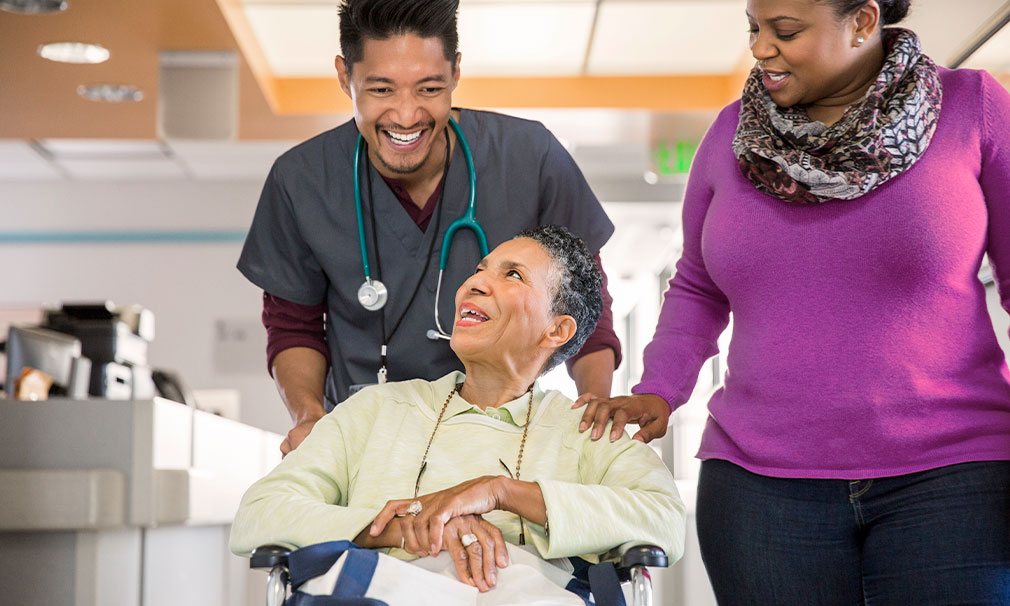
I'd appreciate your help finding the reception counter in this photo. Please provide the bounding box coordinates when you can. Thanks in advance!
[0,397,283,606]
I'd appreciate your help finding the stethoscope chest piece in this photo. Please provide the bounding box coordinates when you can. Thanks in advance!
[358,278,388,311]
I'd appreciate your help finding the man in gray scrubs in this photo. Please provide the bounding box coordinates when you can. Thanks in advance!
[239,0,620,455]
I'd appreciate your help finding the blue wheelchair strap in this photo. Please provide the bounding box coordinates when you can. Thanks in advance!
[287,541,374,591]
[331,549,378,598]
[566,557,594,605]
[587,561,627,606]
[288,596,386,606]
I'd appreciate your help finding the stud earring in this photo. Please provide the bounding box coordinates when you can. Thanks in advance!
[856,36,865,45]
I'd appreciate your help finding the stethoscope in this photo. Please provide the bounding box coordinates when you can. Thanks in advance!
[353,116,489,381]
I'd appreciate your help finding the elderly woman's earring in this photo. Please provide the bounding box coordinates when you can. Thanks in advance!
[856,36,865,46]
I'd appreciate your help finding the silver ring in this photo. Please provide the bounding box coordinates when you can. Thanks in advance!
[400,535,405,549]
[406,500,423,516]
[460,533,478,548]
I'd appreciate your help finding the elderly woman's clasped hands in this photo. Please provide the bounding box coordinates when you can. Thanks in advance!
[364,476,513,591]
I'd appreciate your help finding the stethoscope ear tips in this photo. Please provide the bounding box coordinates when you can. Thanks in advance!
[358,279,388,311]
[426,329,451,341]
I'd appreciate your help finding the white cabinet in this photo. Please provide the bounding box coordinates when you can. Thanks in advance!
[0,397,282,606]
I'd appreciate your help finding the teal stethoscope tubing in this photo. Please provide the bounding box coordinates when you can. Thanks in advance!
[353,115,489,340]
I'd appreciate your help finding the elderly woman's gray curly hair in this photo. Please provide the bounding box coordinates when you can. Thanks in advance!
[514,225,603,372]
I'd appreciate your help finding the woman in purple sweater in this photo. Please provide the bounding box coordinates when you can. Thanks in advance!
[577,0,1010,603]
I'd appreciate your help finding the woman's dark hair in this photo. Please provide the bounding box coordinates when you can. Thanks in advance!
[820,0,910,26]
[338,0,459,70]
[514,225,603,372]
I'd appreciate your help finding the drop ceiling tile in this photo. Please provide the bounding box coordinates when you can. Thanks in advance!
[0,141,62,180]
[243,5,340,77]
[458,2,595,75]
[588,0,750,75]
[37,139,169,159]
[245,1,596,77]
[56,158,188,181]
[168,140,298,180]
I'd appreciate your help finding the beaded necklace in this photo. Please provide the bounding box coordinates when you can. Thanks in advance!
[414,382,535,545]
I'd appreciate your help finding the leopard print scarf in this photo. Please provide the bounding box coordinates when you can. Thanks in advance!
[732,28,942,205]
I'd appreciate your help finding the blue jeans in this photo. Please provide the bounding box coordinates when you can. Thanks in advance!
[696,459,1010,605]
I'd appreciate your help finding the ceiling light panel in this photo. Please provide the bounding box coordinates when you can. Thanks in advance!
[37,42,109,64]
[458,2,595,75]
[167,140,298,181]
[588,0,748,75]
[77,84,144,103]
[243,4,339,76]
[0,0,67,14]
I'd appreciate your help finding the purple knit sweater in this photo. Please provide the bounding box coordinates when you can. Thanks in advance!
[633,68,1010,479]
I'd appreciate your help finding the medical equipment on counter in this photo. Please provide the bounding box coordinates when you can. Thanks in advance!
[43,301,155,399]
[4,325,90,399]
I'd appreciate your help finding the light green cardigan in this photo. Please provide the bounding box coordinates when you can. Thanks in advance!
[229,371,685,564]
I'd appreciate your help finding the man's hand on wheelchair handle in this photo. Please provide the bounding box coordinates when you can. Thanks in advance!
[573,393,672,443]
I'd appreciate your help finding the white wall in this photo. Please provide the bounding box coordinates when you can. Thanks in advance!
[0,180,290,435]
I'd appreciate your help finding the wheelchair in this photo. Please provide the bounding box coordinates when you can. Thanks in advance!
[251,541,668,606]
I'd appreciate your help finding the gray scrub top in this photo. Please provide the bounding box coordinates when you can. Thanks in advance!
[238,108,614,406]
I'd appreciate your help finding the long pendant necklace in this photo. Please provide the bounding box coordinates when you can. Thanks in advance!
[415,382,535,544]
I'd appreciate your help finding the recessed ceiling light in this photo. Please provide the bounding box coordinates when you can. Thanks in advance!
[77,84,144,103]
[0,0,68,14]
[38,42,109,64]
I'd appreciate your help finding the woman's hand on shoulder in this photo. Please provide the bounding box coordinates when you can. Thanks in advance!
[572,393,672,443]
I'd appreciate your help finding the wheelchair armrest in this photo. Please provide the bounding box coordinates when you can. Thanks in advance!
[250,545,291,570]
[602,541,669,570]
[620,544,668,569]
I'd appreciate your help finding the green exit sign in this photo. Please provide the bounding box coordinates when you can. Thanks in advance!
[654,140,698,175]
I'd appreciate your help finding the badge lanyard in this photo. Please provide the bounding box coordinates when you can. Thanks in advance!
[360,130,451,384]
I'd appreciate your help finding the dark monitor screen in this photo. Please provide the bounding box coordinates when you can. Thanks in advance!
[5,325,82,392]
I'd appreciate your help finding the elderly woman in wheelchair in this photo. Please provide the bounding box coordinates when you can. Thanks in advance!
[230,225,685,603]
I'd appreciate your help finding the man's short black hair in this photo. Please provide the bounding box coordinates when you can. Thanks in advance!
[338,0,459,70]
[514,225,603,372]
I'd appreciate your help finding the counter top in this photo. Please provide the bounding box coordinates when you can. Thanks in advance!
[0,397,282,530]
